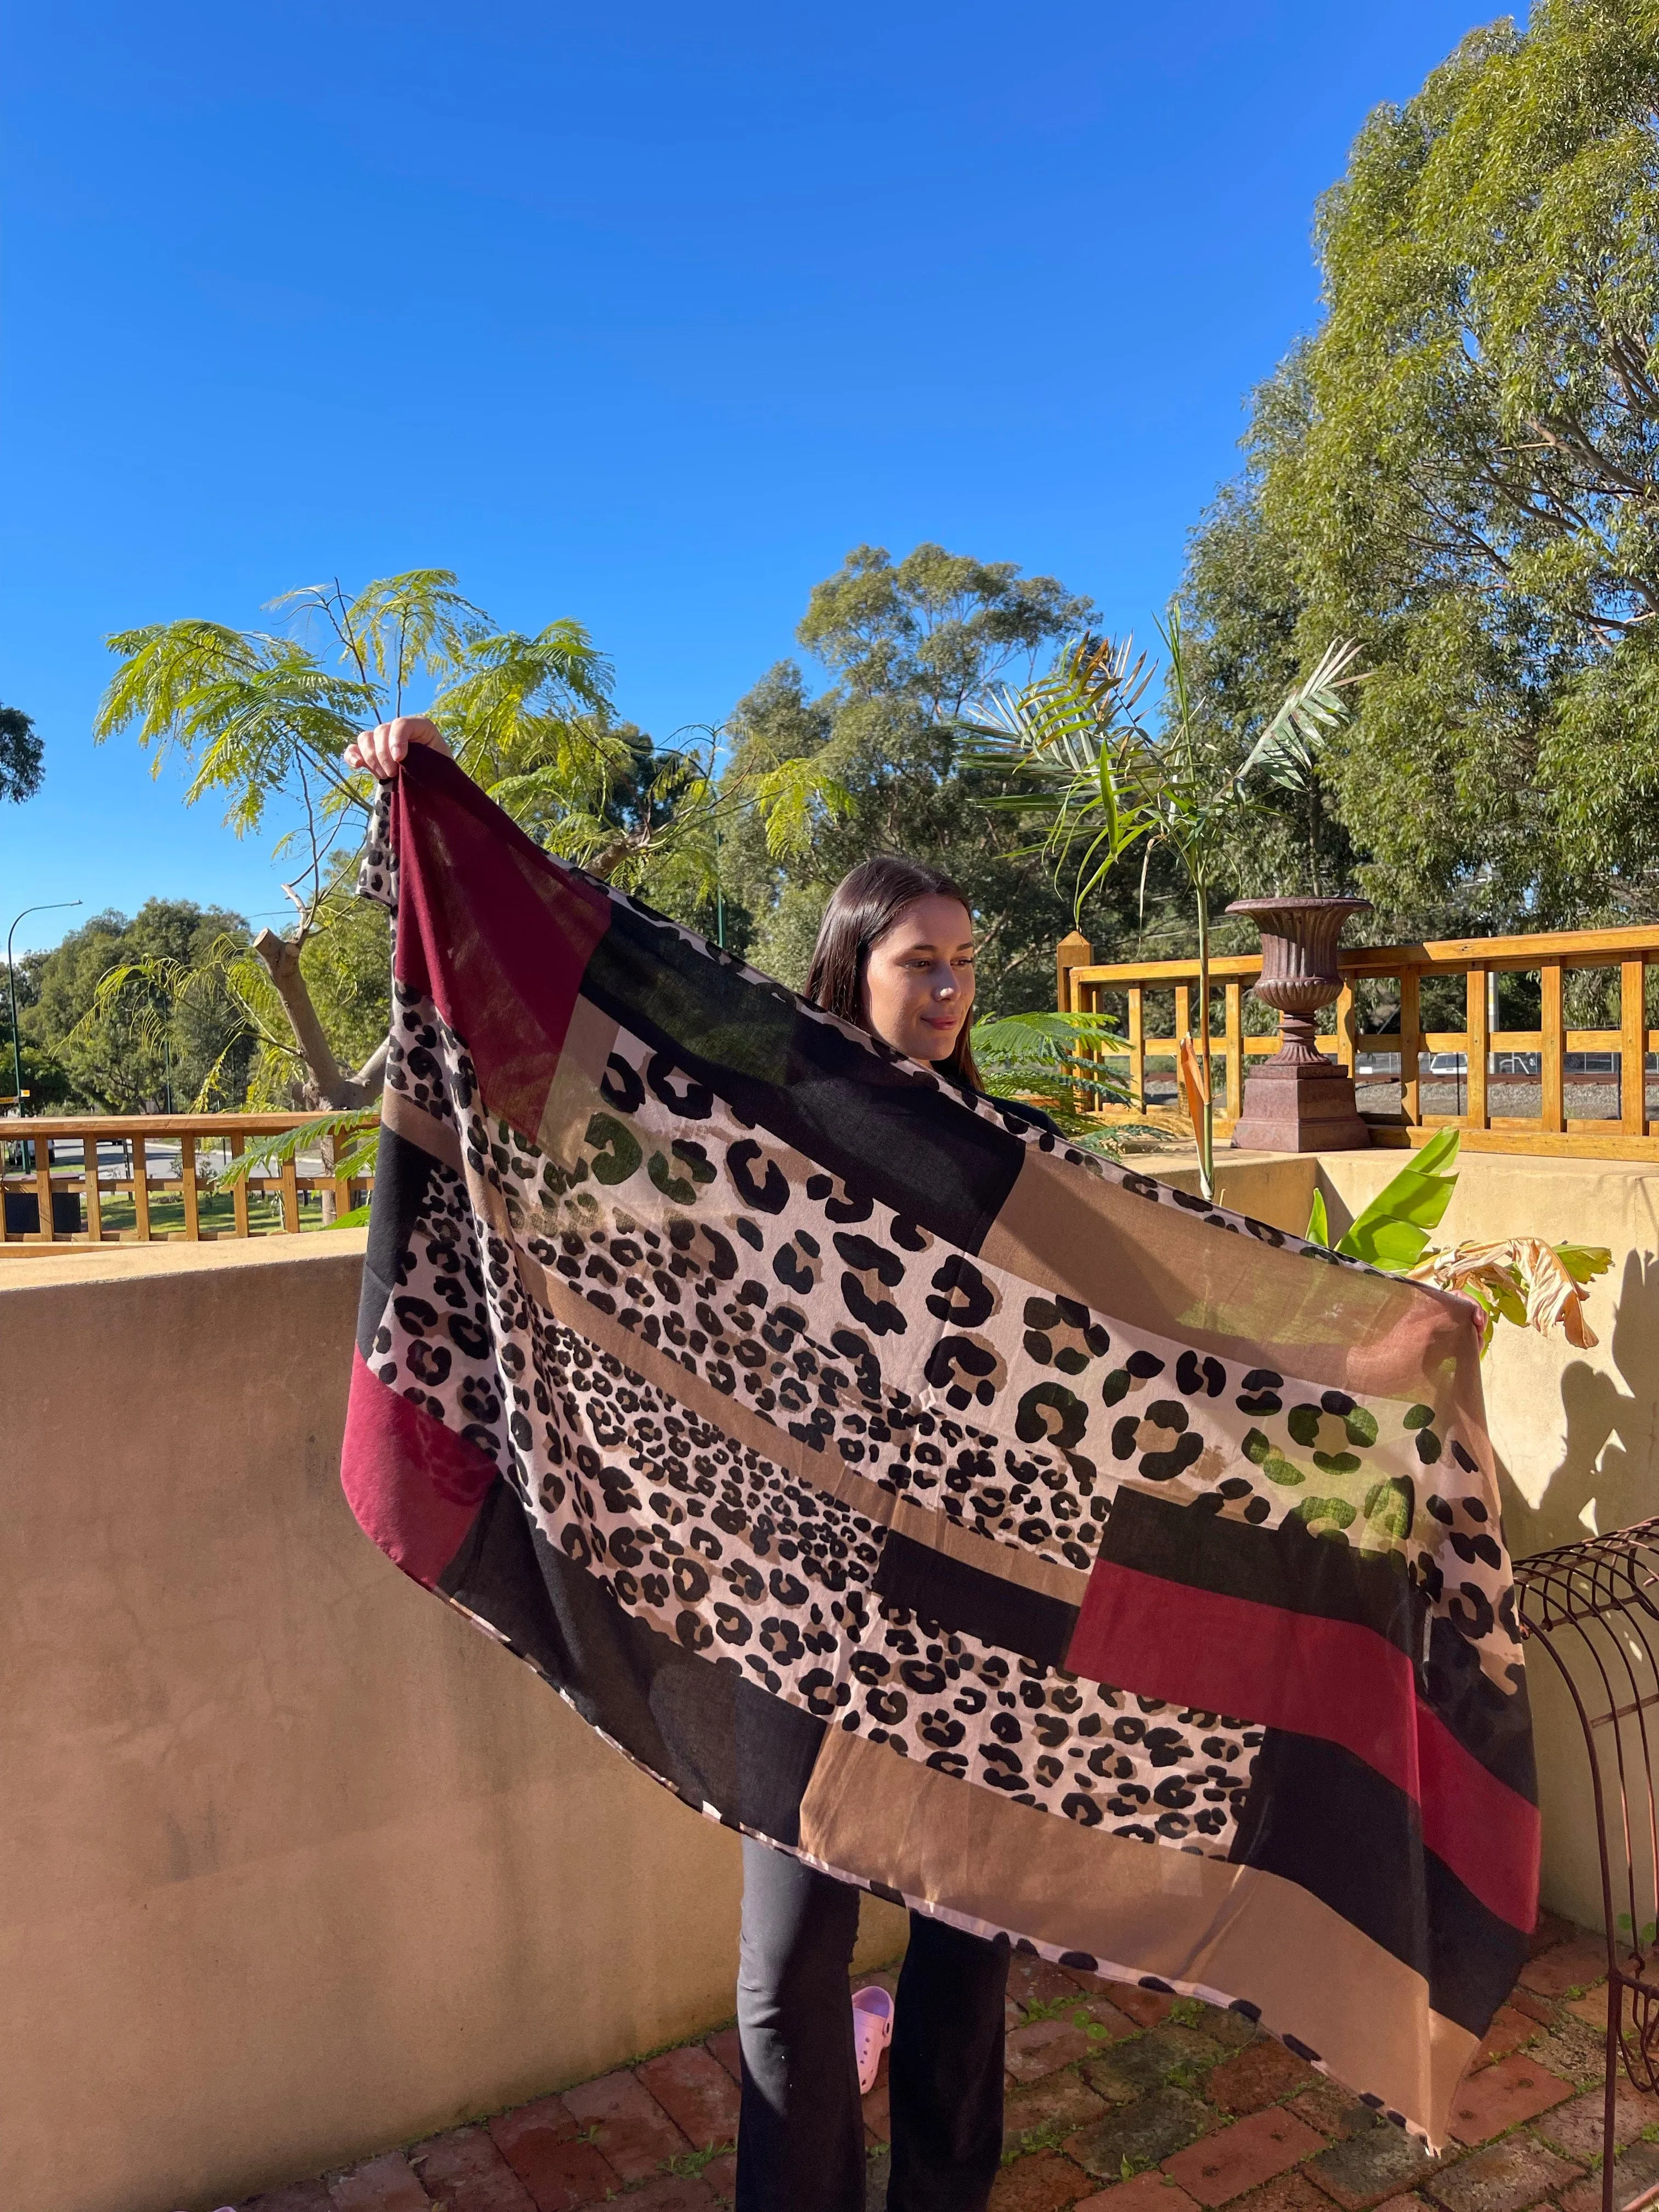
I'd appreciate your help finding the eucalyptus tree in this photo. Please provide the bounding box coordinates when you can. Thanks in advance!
[26,900,253,1111]
[1181,0,1659,935]
[0,704,42,804]
[716,544,1104,1001]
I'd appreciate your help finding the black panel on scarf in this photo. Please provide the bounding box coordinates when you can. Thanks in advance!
[580,900,1028,1255]
[873,1530,1078,1668]
[438,1482,827,1843]
[1099,1488,1534,1799]
[1228,1729,1527,2034]
[356,1124,439,1362]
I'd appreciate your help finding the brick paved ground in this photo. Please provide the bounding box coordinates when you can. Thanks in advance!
[229,1915,1635,2212]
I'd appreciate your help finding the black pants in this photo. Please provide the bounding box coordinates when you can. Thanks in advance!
[735,1838,1009,2212]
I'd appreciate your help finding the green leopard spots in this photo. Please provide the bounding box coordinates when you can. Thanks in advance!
[585,1112,643,1186]
[1286,1405,1322,1448]
[1403,1404,1435,1430]
[1294,1496,1357,1534]
[1290,1400,1378,1453]
[1363,1476,1415,1543]
[648,1139,718,1205]
[1242,1428,1305,1487]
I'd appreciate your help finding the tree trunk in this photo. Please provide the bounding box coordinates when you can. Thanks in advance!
[252,930,387,1109]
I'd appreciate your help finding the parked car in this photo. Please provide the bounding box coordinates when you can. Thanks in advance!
[1423,1050,1631,1078]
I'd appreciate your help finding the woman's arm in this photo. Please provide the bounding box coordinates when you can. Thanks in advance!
[344,715,450,781]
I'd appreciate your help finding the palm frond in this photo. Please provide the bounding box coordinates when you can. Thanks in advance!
[970,1009,1132,1111]
[1239,636,1366,791]
[210,1108,380,1190]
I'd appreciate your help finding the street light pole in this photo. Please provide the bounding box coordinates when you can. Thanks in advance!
[7,900,82,1114]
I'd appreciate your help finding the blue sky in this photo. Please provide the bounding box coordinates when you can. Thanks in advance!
[3,0,1489,952]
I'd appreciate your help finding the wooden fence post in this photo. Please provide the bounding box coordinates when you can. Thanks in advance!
[132,1135,151,1240]
[83,1130,103,1241]
[179,1133,200,1240]
[1541,962,1565,1134]
[229,1134,251,1238]
[1623,959,1647,1136]
[1466,968,1489,1131]
[1336,983,1357,1077]
[1400,971,1421,1127]
[1056,932,1093,1014]
[34,1135,55,1242]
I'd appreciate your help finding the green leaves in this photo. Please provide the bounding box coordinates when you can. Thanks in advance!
[966,608,1361,929]
[1554,1242,1615,1290]
[1306,1127,1462,1270]
[212,1107,380,1190]
[969,1009,1134,1145]
[748,754,855,861]
[97,622,379,835]
[434,620,613,787]
[1339,1127,1463,1270]
[1239,637,1367,793]
[0,701,42,804]
[1301,1131,1610,1347]
[1193,2,1659,931]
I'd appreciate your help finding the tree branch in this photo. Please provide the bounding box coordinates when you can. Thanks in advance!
[252,928,383,1107]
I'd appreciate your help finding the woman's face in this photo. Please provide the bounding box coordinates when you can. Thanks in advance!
[860,894,976,1064]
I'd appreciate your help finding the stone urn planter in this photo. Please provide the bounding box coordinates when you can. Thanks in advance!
[1225,895,1373,1152]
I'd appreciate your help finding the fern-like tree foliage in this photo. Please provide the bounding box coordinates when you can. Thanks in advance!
[96,570,849,1107]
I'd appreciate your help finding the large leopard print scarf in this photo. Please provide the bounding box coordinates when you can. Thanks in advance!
[343,748,1536,2148]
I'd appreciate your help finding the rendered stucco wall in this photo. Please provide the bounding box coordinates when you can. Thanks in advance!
[0,1235,900,2212]
[5,1143,1646,2208]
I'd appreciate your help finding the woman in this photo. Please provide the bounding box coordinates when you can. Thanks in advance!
[346,716,1042,2212]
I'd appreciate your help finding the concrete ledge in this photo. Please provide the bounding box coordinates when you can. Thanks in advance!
[0,1223,371,1284]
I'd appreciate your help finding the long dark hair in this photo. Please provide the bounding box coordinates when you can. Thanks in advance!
[805,854,982,1090]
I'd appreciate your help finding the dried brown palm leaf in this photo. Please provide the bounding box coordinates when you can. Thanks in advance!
[1406,1236,1610,1350]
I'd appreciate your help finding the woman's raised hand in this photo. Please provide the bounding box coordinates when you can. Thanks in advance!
[344,716,450,781]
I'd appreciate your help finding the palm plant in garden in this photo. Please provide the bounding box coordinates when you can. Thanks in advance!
[968,1009,1144,1153]
[964,611,1364,1200]
[1303,1127,1611,1348]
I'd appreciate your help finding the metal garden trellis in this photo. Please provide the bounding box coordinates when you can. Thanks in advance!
[1514,1521,1659,2212]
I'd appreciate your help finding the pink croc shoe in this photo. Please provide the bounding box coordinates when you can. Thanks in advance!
[851,1983,895,2094]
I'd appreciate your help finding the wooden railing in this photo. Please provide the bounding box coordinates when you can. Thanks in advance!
[1056,921,1659,1162]
[0,1113,375,1245]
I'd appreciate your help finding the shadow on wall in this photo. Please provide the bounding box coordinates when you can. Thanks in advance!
[1472,1241,1659,1932]
[1526,1249,1659,1554]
